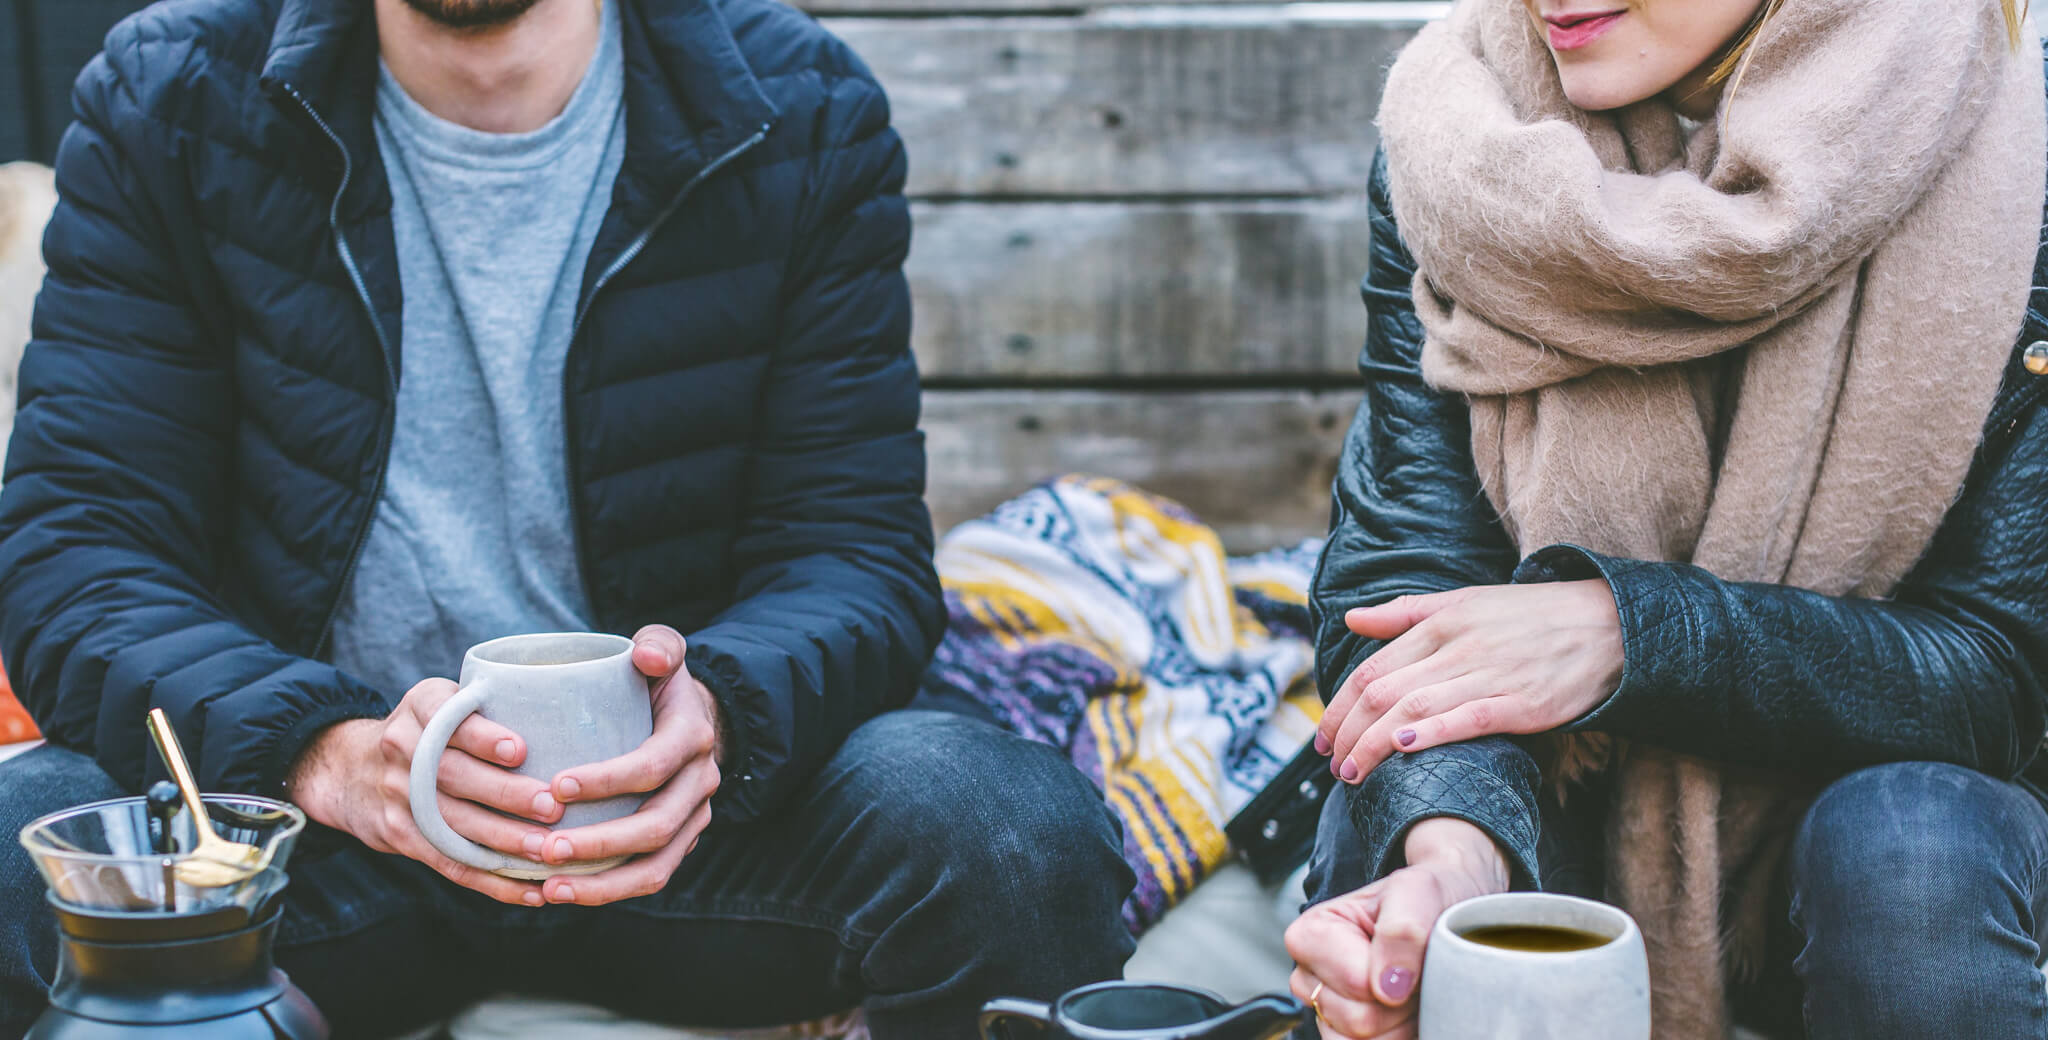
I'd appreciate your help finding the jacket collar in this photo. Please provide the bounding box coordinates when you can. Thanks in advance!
[257,0,779,219]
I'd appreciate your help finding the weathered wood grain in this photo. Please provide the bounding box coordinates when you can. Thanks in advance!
[824,9,1429,197]
[924,389,1362,549]
[908,199,1371,381]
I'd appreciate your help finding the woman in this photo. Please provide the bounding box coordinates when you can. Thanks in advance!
[1289,0,2048,1037]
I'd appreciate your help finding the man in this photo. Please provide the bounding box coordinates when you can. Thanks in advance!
[0,0,1136,1035]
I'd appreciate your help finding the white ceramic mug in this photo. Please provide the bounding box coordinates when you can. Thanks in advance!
[408,632,654,879]
[1418,892,1651,1040]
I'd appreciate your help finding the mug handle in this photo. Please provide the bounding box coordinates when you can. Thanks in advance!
[408,680,526,875]
[978,998,1054,1040]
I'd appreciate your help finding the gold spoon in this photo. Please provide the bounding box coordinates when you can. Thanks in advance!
[145,708,264,887]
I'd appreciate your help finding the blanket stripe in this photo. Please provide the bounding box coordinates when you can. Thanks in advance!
[922,475,1324,931]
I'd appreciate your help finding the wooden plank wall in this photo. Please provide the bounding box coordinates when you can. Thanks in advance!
[806,0,1440,549]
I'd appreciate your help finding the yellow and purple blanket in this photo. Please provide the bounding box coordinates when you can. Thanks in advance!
[920,475,1324,932]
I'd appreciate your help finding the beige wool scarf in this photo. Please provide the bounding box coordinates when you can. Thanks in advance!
[1376,0,2045,1034]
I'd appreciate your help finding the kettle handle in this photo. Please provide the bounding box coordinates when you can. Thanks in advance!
[1208,993,1311,1040]
[979,997,1055,1040]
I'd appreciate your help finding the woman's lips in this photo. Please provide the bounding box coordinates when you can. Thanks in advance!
[1546,10,1624,51]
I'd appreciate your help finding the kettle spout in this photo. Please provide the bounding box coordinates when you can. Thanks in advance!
[1206,994,1309,1040]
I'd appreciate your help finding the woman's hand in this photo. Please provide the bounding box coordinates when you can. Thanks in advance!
[1316,581,1623,785]
[1287,818,1511,1039]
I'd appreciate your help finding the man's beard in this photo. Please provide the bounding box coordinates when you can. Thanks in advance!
[397,0,547,30]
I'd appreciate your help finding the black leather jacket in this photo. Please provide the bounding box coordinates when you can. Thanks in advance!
[1308,150,2048,890]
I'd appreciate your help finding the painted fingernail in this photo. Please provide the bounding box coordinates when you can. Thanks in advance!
[1314,733,1331,755]
[522,890,543,907]
[552,837,575,862]
[532,792,558,818]
[557,777,582,801]
[1340,759,1360,783]
[1381,966,1414,1001]
[495,738,517,763]
[522,833,544,859]
[1396,728,1417,748]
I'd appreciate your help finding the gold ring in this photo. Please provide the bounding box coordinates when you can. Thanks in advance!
[1307,980,1325,1022]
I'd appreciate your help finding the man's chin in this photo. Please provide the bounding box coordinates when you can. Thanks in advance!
[397,0,547,30]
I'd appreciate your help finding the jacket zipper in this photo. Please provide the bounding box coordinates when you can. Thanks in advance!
[559,124,773,616]
[279,84,401,661]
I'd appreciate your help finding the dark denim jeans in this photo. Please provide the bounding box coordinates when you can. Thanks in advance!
[0,710,1136,1039]
[1305,761,2048,1039]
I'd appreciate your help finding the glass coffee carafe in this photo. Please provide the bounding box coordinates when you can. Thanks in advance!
[17,792,327,1038]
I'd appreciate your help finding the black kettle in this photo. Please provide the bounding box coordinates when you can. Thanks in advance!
[980,981,1307,1040]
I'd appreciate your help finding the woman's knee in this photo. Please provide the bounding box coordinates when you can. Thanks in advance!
[1789,762,2048,1030]
[1792,762,2032,903]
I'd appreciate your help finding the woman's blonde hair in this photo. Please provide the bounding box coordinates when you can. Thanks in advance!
[1708,0,2028,88]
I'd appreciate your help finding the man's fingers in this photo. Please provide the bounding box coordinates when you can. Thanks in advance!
[450,713,525,769]
[541,802,709,906]
[436,747,559,822]
[439,794,550,861]
[427,852,544,907]
[1366,871,1443,1008]
[381,807,544,907]
[631,625,687,680]
[554,709,713,804]
[542,762,716,864]
[397,677,462,725]
[1395,692,1526,755]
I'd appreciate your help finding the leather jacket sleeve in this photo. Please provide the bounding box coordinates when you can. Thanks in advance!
[1311,152,1541,887]
[1526,336,2048,778]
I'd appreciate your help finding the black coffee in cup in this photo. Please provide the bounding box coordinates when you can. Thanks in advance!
[1457,924,1612,953]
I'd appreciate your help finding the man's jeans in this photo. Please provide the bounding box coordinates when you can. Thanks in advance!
[0,710,1137,1039]
[1306,761,2048,1039]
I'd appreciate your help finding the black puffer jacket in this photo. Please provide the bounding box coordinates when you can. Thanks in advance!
[1310,150,2048,888]
[0,0,942,823]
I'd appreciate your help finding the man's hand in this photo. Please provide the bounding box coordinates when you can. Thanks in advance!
[1287,819,1510,1039]
[1316,581,1623,785]
[534,623,723,906]
[286,679,566,906]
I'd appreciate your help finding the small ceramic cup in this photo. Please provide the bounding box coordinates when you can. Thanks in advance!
[408,632,654,880]
[1418,892,1651,1040]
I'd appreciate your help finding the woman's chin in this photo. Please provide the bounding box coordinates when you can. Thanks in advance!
[1555,69,1666,113]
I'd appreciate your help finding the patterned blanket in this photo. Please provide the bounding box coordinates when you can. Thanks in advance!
[920,475,1325,932]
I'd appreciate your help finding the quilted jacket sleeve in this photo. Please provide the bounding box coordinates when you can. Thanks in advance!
[1311,152,1543,888]
[0,46,390,796]
[1522,354,2048,778]
[682,71,944,824]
